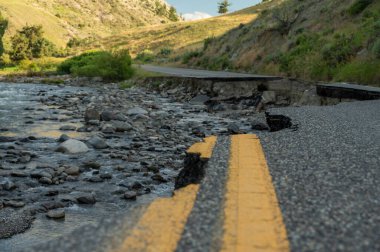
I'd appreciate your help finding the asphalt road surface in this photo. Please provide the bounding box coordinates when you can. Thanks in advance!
[140,65,277,79]
[8,100,380,252]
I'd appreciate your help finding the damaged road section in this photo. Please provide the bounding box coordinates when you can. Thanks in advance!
[175,136,217,189]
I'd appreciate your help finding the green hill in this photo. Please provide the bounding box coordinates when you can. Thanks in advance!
[0,0,179,48]
[76,2,281,57]
[188,0,380,85]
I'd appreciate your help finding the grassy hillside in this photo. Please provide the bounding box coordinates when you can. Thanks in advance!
[0,0,179,48]
[77,4,270,56]
[188,0,380,85]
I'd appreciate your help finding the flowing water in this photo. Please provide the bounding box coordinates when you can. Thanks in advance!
[0,83,164,251]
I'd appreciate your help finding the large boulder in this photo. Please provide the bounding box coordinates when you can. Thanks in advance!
[56,139,89,154]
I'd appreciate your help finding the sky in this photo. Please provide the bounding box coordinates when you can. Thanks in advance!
[166,0,261,20]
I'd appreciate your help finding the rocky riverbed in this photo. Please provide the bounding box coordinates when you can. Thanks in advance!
[0,81,268,250]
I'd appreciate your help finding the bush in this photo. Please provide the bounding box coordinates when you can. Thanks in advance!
[57,50,134,80]
[322,34,356,67]
[135,50,155,63]
[203,36,216,51]
[348,0,373,15]
[18,57,62,76]
[372,39,380,59]
[182,50,202,64]
[158,48,172,57]
[335,59,380,85]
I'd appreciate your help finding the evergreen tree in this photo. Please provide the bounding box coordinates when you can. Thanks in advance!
[218,0,231,14]
[168,7,179,21]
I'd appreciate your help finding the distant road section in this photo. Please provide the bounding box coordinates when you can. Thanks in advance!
[141,65,278,79]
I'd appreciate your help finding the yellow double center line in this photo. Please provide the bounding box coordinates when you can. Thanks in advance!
[114,135,289,252]
[115,136,217,252]
[222,135,289,252]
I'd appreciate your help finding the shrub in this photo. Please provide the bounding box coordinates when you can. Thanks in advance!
[58,50,134,80]
[18,57,62,75]
[372,39,380,59]
[335,59,380,85]
[322,34,356,67]
[182,50,202,64]
[135,50,155,63]
[348,0,373,15]
[203,36,216,51]
[158,48,172,57]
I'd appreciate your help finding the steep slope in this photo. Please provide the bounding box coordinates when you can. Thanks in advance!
[190,0,380,85]
[0,0,178,47]
[78,4,265,56]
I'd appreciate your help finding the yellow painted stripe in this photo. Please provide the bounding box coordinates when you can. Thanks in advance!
[116,184,199,252]
[187,136,217,159]
[222,134,290,252]
[115,136,217,252]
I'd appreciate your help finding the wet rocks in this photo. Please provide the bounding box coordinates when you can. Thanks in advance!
[46,209,65,219]
[87,136,108,149]
[227,123,241,134]
[11,171,28,177]
[100,110,116,121]
[4,200,25,208]
[189,95,210,105]
[127,107,148,116]
[85,108,100,122]
[59,125,77,131]
[56,139,89,154]
[76,194,96,204]
[124,191,137,200]
[0,179,16,191]
[82,161,101,169]
[39,177,53,185]
[58,134,70,142]
[65,166,80,176]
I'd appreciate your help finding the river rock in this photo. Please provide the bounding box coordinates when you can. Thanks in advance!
[56,139,89,154]
[101,124,116,134]
[112,121,132,132]
[76,194,96,204]
[39,177,53,185]
[124,191,137,200]
[65,166,80,176]
[58,134,70,143]
[46,209,65,219]
[189,95,210,105]
[11,171,28,177]
[1,180,16,191]
[4,200,25,208]
[88,176,103,183]
[59,125,77,131]
[82,161,101,169]
[127,107,148,116]
[87,136,108,149]
[85,108,100,122]
[100,110,116,121]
